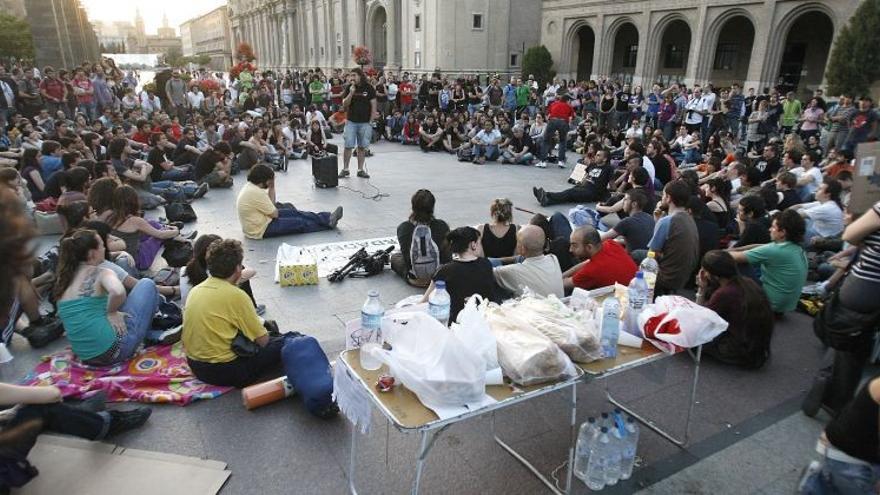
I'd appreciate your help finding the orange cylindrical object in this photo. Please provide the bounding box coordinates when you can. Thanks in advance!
[241,376,294,410]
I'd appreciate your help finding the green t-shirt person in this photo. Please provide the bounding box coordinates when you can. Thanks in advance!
[744,241,808,312]
[782,99,802,128]
[309,80,325,104]
[515,85,530,108]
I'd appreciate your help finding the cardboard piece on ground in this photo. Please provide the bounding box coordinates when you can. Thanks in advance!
[849,141,880,214]
[22,435,230,495]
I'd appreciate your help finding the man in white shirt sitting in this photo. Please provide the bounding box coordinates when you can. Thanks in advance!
[493,225,564,298]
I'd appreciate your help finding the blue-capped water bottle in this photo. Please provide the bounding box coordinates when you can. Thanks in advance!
[428,281,451,326]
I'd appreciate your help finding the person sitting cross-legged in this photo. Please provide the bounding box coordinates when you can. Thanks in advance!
[182,239,290,388]
[236,164,343,239]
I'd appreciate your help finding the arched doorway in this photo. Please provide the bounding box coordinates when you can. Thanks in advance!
[709,16,755,88]
[574,25,595,81]
[610,22,638,83]
[777,11,833,95]
[655,19,691,86]
[369,6,387,67]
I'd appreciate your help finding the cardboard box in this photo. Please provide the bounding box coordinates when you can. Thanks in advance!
[850,141,880,214]
[278,247,319,287]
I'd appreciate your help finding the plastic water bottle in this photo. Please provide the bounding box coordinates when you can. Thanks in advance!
[639,251,659,303]
[574,417,598,481]
[600,297,621,359]
[585,427,610,491]
[600,411,611,429]
[360,290,384,370]
[620,417,640,480]
[605,423,624,485]
[428,281,451,325]
[624,272,648,337]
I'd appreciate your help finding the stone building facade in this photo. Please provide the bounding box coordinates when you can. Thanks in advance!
[541,0,860,95]
[227,0,541,75]
[127,13,183,61]
[23,0,99,68]
[180,6,234,70]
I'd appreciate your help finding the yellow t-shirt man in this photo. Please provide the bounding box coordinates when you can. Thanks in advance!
[182,276,266,363]
[236,181,276,239]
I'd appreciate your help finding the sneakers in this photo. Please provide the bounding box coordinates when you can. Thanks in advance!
[535,161,547,168]
[557,159,567,168]
[156,325,182,345]
[107,408,152,437]
[338,169,350,178]
[329,206,344,228]
[192,182,209,199]
[356,170,370,178]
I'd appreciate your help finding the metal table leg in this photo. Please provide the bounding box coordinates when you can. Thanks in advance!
[492,382,578,495]
[411,425,449,495]
[348,424,360,495]
[606,345,702,448]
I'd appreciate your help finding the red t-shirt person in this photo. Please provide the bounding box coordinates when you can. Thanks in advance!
[547,99,575,121]
[572,240,637,290]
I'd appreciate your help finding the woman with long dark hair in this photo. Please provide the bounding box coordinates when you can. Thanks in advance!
[107,185,179,272]
[390,189,452,287]
[54,228,160,365]
[420,226,497,324]
[18,148,46,201]
[696,250,774,369]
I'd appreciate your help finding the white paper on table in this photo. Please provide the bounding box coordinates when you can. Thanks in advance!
[426,394,497,421]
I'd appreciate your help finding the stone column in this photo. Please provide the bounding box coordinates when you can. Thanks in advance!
[750,6,776,91]
[591,15,605,80]
[281,13,289,68]
[386,0,398,70]
[685,3,708,87]
[355,0,365,46]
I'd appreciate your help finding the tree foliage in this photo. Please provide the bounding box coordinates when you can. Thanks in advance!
[522,45,556,89]
[826,0,880,97]
[0,13,34,60]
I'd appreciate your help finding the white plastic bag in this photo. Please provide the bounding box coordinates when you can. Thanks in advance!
[451,296,503,385]
[369,312,486,409]
[484,304,578,386]
[501,294,603,363]
[638,296,728,353]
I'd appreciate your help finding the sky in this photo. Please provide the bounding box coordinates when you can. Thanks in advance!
[81,0,227,35]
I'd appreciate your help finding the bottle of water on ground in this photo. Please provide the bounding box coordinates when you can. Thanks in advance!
[620,417,640,480]
[360,290,384,370]
[604,424,624,485]
[428,281,451,325]
[639,251,659,303]
[624,272,648,337]
[585,427,610,491]
[600,296,621,359]
[574,417,598,481]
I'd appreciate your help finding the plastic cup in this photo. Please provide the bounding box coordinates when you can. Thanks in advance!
[359,343,382,371]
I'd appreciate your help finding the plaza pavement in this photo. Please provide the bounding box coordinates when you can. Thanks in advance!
[6,138,847,494]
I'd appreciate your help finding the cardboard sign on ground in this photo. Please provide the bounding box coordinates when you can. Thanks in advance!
[22,435,231,495]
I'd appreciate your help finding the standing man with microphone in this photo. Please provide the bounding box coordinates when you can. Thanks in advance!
[339,68,378,179]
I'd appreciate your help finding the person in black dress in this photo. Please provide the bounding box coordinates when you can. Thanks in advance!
[421,227,498,325]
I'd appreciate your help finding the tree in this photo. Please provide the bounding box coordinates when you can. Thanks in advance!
[0,13,34,60]
[521,45,556,89]
[165,46,184,67]
[826,0,880,97]
[195,54,212,67]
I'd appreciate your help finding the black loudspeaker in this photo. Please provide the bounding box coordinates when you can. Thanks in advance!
[312,154,338,188]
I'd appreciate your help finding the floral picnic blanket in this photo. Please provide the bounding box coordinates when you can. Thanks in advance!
[22,342,232,405]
